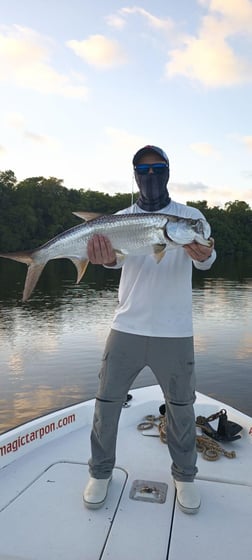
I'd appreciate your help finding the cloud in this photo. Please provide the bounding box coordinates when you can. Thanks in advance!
[190,142,220,157]
[170,180,251,208]
[105,14,126,30]
[241,136,252,151]
[230,133,252,152]
[120,6,175,32]
[165,0,252,86]
[171,181,209,194]
[5,112,26,129]
[104,126,146,151]
[0,145,5,154]
[198,0,252,34]
[0,25,89,99]
[5,110,59,149]
[85,127,148,195]
[23,130,58,149]
[107,4,252,87]
[67,35,127,68]
[242,171,252,180]
[166,36,251,87]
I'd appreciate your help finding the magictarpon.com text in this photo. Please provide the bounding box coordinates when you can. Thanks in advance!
[0,413,76,457]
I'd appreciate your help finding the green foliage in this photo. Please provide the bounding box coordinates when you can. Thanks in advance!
[0,170,251,255]
[187,199,252,255]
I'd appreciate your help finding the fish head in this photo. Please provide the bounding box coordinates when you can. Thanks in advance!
[166,217,211,246]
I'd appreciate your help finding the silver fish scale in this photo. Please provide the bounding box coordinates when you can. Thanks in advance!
[37,213,169,260]
[83,213,168,254]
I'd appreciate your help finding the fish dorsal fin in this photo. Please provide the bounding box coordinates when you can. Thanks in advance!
[72,211,103,221]
[153,244,166,263]
[70,258,89,283]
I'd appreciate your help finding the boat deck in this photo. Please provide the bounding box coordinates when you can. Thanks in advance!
[0,385,252,559]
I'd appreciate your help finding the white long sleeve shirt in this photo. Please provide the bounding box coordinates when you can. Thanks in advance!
[107,200,216,338]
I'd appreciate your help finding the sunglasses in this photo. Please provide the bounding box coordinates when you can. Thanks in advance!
[134,163,168,175]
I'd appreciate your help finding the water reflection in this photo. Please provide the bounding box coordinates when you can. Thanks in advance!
[0,257,251,433]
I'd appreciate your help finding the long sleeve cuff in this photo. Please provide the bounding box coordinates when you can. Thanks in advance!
[193,249,217,270]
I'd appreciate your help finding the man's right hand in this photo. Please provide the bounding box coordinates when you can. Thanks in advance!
[87,234,117,266]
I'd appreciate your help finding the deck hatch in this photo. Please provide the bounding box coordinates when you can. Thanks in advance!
[0,463,127,560]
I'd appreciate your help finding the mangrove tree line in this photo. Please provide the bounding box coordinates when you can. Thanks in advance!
[0,170,251,256]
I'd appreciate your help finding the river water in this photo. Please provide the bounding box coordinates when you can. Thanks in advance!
[0,256,251,434]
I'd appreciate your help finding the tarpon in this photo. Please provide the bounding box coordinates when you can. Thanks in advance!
[0,212,211,301]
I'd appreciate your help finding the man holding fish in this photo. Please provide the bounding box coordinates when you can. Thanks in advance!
[83,145,216,514]
[0,144,216,514]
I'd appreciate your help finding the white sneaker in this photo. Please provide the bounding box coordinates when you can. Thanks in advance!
[174,480,201,514]
[83,476,112,509]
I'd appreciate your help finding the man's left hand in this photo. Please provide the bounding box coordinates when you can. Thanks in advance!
[183,238,215,262]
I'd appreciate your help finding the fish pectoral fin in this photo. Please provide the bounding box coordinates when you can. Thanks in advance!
[72,211,103,221]
[70,258,89,283]
[23,263,46,302]
[153,244,167,263]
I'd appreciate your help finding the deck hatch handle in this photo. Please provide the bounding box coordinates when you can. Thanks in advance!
[129,480,168,503]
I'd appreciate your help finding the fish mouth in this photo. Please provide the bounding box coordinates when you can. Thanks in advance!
[194,219,211,240]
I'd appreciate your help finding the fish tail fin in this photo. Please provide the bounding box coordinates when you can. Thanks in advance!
[23,263,46,302]
[0,251,45,301]
[0,250,33,266]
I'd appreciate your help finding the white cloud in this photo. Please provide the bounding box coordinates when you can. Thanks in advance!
[5,112,26,129]
[120,6,174,32]
[230,133,252,152]
[170,180,251,208]
[4,110,59,149]
[24,130,59,149]
[166,35,251,86]
[108,4,252,87]
[67,35,127,68]
[104,127,146,151]
[82,127,149,195]
[165,0,252,86]
[242,136,252,151]
[171,181,209,194]
[198,0,252,33]
[105,14,126,30]
[0,25,89,99]
[190,142,220,157]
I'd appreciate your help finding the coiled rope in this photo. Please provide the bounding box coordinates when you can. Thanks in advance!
[137,415,236,461]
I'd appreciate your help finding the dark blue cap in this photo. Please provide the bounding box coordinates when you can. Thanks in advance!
[133,145,169,166]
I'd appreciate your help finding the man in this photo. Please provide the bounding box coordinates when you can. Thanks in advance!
[83,145,216,514]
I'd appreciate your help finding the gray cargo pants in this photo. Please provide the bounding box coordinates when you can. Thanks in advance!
[88,329,198,482]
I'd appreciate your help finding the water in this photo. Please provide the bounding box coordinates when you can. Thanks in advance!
[0,257,251,434]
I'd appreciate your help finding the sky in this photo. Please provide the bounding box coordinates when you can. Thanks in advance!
[0,0,252,208]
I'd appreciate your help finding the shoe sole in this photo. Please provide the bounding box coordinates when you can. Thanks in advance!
[176,497,201,514]
[83,497,106,510]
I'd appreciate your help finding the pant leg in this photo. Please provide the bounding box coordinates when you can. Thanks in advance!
[147,337,198,482]
[88,330,147,478]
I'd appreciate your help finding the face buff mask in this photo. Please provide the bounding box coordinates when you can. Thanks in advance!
[135,165,170,212]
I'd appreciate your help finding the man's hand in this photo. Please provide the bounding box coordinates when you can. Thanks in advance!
[184,238,215,261]
[87,234,117,266]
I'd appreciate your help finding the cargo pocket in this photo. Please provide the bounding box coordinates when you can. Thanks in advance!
[169,357,196,404]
